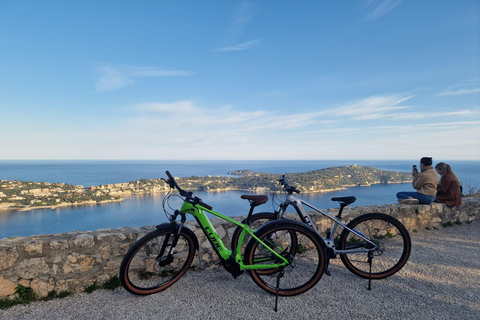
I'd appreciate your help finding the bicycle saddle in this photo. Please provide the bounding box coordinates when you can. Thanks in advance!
[331,196,356,205]
[241,195,268,206]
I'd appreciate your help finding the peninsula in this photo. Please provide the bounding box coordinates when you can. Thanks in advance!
[0,165,411,210]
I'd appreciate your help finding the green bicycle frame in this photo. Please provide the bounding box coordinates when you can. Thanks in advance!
[180,201,289,270]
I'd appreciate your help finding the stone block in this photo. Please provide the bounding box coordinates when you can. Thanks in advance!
[31,278,55,298]
[18,257,50,279]
[73,234,95,248]
[25,241,43,255]
[96,233,127,242]
[49,239,69,250]
[0,245,19,270]
[0,277,17,298]
[63,254,100,274]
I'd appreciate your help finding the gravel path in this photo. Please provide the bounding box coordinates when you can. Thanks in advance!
[2,221,479,320]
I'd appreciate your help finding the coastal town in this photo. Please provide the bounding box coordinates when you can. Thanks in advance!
[0,165,412,211]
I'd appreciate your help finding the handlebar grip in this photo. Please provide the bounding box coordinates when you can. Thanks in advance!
[199,201,213,210]
[166,171,174,180]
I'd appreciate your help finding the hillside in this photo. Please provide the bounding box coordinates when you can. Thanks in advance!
[0,165,411,210]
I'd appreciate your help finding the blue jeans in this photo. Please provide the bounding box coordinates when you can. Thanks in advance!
[396,191,435,205]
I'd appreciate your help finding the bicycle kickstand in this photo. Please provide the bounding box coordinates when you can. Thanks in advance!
[274,268,285,312]
[367,251,373,290]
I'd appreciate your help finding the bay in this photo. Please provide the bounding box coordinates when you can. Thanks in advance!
[1,160,478,238]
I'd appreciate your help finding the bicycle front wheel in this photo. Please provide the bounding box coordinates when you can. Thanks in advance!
[120,226,196,295]
[338,213,411,279]
[245,220,326,296]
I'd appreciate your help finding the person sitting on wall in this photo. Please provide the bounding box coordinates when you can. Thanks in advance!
[434,162,462,207]
[396,157,438,205]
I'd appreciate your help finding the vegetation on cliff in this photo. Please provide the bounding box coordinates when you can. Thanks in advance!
[0,166,411,210]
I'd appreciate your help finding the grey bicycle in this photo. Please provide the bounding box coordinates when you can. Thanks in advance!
[232,175,412,289]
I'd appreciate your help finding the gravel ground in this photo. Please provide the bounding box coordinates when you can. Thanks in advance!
[2,221,479,320]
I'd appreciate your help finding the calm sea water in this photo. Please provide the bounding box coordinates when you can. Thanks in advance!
[1,160,478,238]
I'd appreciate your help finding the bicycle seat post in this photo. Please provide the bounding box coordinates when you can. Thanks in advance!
[245,203,256,225]
[336,203,347,219]
[241,195,269,224]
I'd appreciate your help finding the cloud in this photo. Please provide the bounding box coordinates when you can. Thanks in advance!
[326,95,414,120]
[120,95,480,160]
[95,66,134,92]
[214,1,260,52]
[94,64,193,92]
[214,39,261,52]
[436,88,480,96]
[363,0,402,21]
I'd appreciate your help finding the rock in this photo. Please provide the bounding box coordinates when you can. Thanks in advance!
[0,277,17,298]
[18,258,50,279]
[0,245,19,270]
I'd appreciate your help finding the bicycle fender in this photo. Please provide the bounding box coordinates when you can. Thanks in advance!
[155,223,200,251]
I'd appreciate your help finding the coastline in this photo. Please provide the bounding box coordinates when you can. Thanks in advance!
[0,180,412,212]
[0,198,124,212]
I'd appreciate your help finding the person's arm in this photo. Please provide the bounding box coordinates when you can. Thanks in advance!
[436,175,451,194]
[412,172,425,191]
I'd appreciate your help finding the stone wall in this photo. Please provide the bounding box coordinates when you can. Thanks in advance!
[1,197,479,299]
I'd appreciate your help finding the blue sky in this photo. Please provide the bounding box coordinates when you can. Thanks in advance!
[0,0,479,160]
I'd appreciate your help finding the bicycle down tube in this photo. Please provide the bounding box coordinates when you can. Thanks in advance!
[180,201,290,270]
[279,194,378,254]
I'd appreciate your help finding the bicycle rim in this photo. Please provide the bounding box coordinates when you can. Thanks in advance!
[246,222,326,296]
[120,229,195,295]
[339,213,411,279]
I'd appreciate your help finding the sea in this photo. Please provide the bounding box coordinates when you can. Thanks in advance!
[0,160,478,238]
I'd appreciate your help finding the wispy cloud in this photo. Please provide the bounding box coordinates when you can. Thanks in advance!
[95,64,194,92]
[436,88,480,96]
[436,78,480,96]
[95,66,134,92]
[362,0,402,21]
[214,1,260,52]
[214,39,261,52]
[326,95,414,120]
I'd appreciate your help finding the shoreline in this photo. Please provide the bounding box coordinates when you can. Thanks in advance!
[0,180,411,212]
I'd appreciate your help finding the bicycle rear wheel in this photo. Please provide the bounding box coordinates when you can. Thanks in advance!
[338,213,411,279]
[245,220,326,296]
[231,212,276,252]
[120,226,196,295]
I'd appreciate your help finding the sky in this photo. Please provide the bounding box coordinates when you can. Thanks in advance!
[0,0,479,161]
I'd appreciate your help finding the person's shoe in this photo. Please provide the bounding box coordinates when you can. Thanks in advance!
[401,198,419,205]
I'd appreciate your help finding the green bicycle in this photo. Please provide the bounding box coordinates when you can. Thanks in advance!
[120,171,327,310]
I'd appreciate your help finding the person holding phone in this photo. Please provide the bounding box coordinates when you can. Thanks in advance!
[396,157,438,204]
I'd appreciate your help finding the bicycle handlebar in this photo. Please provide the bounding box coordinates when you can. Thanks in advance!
[165,171,213,210]
[278,175,300,195]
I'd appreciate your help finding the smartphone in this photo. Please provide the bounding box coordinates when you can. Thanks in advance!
[413,165,417,171]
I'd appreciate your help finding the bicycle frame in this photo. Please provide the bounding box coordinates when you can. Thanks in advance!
[278,194,378,254]
[178,201,290,271]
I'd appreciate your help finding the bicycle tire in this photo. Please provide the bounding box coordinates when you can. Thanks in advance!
[231,212,277,251]
[120,225,196,295]
[338,212,411,279]
[245,220,326,296]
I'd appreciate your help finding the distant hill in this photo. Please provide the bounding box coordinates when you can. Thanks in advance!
[0,166,411,210]
[179,165,411,192]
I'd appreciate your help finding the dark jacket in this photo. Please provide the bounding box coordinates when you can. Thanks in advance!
[436,173,462,206]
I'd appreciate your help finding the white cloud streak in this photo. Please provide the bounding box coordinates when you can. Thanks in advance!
[214,1,260,52]
[94,64,194,92]
[436,88,480,96]
[123,95,480,160]
[214,39,261,52]
[363,0,402,21]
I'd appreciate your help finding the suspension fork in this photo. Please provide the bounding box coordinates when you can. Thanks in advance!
[156,211,185,261]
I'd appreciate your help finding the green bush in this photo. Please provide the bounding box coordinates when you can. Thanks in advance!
[103,275,121,290]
